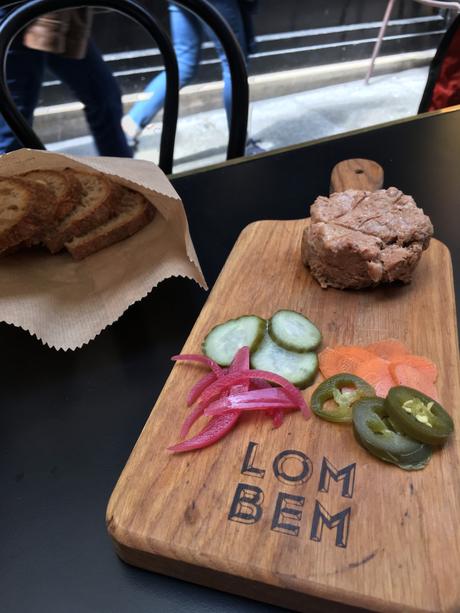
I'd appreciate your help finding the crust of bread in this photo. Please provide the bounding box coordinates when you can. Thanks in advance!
[59,169,83,218]
[1,171,155,260]
[23,168,82,221]
[65,189,155,260]
[0,178,57,252]
[44,171,122,253]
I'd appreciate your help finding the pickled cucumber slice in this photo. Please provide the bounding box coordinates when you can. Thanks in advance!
[268,309,321,352]
[251,332,318,388]
[202,315,266,366]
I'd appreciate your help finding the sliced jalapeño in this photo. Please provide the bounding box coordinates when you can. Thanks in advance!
[385,386,454,445]
[352,397,432,470]
[311,373,375,423]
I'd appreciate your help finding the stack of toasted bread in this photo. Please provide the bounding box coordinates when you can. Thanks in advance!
[0,168,155,260]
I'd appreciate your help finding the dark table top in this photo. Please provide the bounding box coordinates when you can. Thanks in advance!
[2,108,460,613]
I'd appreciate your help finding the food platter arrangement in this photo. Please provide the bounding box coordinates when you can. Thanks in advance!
[107,160,460,613]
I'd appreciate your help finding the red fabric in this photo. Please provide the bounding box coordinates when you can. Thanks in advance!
[429,26,460,111]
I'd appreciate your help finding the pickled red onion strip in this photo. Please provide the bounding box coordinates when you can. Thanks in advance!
[177,347,249,441]
[250,379,272,390]
[230,346,250,372]
[204,388,297,415]
[199,369,310,419]
[228,346,250,395]
[171,353,222,376]
[272,408,285,428]
[179,403,206,439]
[220,388,293,404]
[186,371,218,407]
[205,399,296,415]
[168,411,240,453]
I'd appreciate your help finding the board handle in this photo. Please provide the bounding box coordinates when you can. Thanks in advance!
[330,159,384,194]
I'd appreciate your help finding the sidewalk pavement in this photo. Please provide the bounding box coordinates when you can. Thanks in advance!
[47,65,429,174]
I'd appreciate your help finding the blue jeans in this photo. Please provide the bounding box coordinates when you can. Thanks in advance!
[128,0,248,130]
[0,39,132,157]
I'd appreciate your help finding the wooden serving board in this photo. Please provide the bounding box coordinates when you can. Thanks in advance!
[107,219,460,612]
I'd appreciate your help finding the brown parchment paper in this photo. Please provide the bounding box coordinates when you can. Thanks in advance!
[0,149,207,350]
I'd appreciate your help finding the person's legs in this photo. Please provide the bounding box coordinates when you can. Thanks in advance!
[205,0,248,124]
[172,4,203,87]
[126,4,203,135]
[206,0,263,154]
[47,39,132,157]
[0,40,44,153]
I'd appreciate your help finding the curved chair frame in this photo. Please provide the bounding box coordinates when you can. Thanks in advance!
[418,13,460,112]
[175,0,249,160]
[0,0,249,173]
[0,0,178,172]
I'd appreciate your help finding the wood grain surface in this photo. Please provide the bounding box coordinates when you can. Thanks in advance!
[107,219,460,613]
[330,159,384,193]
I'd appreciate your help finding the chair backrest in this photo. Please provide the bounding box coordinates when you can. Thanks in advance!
[418,13,460,112]
[0,0,249,173]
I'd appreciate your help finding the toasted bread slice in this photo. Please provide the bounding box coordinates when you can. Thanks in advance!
[45,171,122,253]
[23,169,81,221]
[0,177,57,253]
[65,187,155,260]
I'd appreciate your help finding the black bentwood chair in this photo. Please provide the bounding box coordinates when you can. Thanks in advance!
[0,0,249,174]
[418,13,460,113]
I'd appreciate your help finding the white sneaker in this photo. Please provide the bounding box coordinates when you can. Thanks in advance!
[121,115,141,141]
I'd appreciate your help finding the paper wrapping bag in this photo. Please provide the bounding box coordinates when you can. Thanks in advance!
[0,149,207,350]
